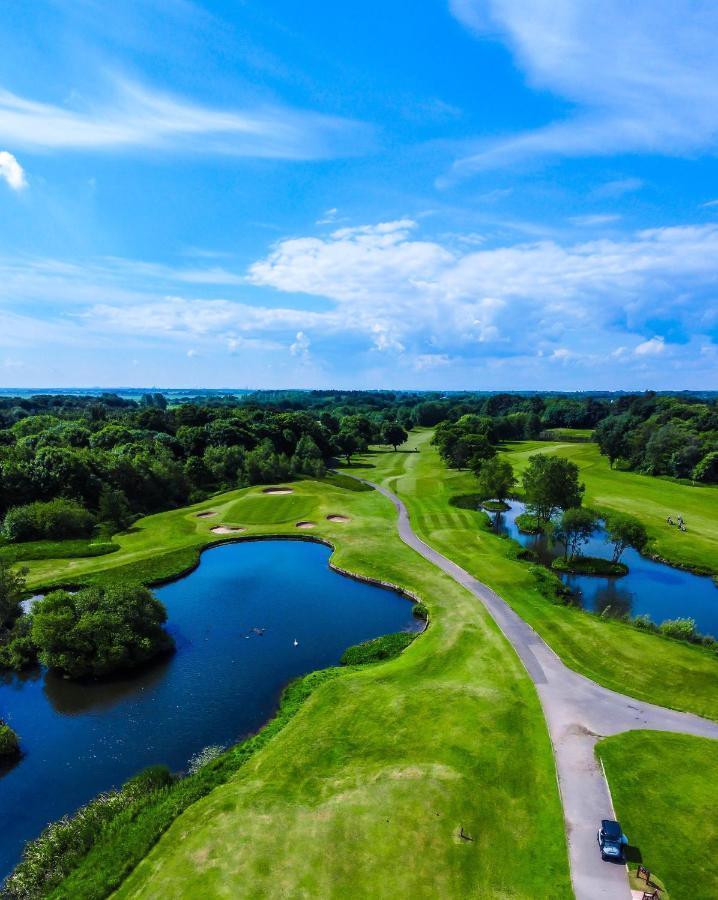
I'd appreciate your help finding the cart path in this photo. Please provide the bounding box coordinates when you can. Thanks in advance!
[364,477,718,900]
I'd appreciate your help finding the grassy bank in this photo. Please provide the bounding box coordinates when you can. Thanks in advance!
[598,731,718,900]
[500,440,718,576]
[348,430,718,720]
[32,474,570,898]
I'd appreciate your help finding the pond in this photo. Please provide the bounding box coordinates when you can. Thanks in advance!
[492,501,718,636]
[0,540,421,880]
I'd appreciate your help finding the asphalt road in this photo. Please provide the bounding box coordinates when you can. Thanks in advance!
[365,478,718,900]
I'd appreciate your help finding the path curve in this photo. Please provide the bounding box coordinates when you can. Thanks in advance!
[364,477,718,900]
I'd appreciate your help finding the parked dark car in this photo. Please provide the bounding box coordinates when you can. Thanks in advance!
[597,819,625,861]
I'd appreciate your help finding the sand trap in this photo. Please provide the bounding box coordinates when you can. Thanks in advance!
[295,521,316,529]
[211,525,246,534]
[196,511,217,518]
[326,514,350,523]
[263,487,294,495]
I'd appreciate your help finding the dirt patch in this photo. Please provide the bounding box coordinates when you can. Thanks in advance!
[196,511,217,518]
[326,514,350,523]
[263,487,293,495]
[211,525,246,535]
[295,521,317,529]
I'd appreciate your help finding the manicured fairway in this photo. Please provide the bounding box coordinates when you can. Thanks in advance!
[597,731,718,900]
[36,477,571,898]
[500,440,718,575]
[348,431,718,720]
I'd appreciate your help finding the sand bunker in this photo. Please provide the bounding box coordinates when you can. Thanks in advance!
[295,521,316,529]
[196,511,217,518]
[211,525,246,535]
[326,515,350,523]
[263,487,294,495]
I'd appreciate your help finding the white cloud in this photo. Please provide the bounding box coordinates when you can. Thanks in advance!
[0,78,370,160]
[448,1,718,176]
[702,199,718,209]
[634,336,666,356]
[290,331,311,357]
[186,348,198,358]
[0,150,26,190]
[2,219,718,385]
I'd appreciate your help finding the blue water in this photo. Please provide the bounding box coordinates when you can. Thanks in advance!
[493,501,718,635]
[0,540,420,879]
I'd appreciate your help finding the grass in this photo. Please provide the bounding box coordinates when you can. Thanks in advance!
[33,471,570,898]
[597,731,718,900]
[0,539,119,565]
[500,440,718,576]
[347,430,718,720]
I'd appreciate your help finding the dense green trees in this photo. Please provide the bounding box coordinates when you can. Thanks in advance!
[594,394,718,481]
[521,455,584,523]
[0,559,25,630]
[31,584,173,679]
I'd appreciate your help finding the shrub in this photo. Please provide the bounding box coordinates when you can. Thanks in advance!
[0,721,20,757]
[340,631,417,666]
[412,602,429,621]
[31,583,174,679]
[2,499,96,543]
[187,745,226,775]
[658,618,697,641]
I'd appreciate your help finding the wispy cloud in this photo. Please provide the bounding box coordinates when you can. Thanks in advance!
[0,77,371,159]
[0,150,26,190]
[2,219,718,384]
[568,214,621,227]
[448,1,718,177]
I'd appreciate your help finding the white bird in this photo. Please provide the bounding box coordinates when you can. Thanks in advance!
[293,639,299,647]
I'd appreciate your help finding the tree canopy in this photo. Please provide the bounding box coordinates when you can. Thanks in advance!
[31,584,173,679]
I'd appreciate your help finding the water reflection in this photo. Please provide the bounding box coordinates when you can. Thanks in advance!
[487,500,718,636]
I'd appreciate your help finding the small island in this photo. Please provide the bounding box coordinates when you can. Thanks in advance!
[552,556,628,577]
[515,513,544,535]
[0,720,20,759]
[481,500,511,512]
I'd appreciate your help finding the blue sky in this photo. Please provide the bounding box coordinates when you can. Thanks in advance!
[1,0,717,390]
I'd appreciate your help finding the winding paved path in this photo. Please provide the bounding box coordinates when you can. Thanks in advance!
[366,478,718,900]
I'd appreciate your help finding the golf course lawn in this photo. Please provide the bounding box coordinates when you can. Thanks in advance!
[347,430,718,720]
[500,439,718,576]
[37,476,571,898]
[597,731,718,900]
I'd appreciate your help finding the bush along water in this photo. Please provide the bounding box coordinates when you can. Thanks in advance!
[1,765,173,899]
[340,632,417,666]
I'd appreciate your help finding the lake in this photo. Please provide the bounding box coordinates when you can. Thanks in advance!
[493,501,718,636]
[0,540,421,880]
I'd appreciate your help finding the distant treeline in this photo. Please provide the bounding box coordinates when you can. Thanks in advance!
[0,390,716,536]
